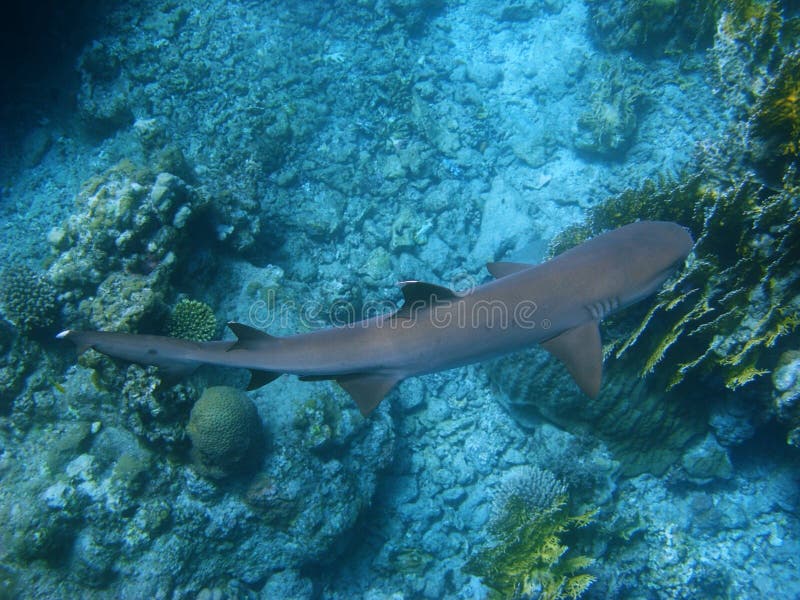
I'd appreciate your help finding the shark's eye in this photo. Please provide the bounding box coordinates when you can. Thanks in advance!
[147,348,158,356]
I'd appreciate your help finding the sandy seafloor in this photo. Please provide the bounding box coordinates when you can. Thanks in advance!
[1,1,799,599]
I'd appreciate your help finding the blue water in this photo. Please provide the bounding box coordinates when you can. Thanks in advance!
[1,1,798,598]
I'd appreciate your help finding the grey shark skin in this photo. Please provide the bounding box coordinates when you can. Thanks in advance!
[58,221,693,416]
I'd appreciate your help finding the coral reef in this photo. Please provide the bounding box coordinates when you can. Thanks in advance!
[47,161,207,332]
[121,365,195,450]
[585,0,725,54]
[465,466,596,600]
[710,0,794,116]
[166,299,217,341]
[773,349,800,445]
[187,386,265,479]
[749,49,800,175]
[0,265,59,336]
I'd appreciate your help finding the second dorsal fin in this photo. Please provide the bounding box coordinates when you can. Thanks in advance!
[226,322,280,350]
[395,281,459,319]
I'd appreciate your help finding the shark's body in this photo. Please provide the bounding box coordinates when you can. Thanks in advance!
[59,221,693,416]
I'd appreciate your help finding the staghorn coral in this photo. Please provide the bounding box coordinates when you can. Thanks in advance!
[465,466,596,600]
[187,386,265,479]
[0,265,60,336]
[166,299,217,341]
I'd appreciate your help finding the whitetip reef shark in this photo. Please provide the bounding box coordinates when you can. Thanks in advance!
[58,221,693,416]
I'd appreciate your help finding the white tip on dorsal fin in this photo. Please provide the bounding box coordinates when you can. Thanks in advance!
[540,321,603,398]
[486,262,532,278]
[394,281,459,319]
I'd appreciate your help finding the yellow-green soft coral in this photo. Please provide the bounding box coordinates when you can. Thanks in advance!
[465,467,597,600]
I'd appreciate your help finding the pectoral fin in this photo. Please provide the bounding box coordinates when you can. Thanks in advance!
[541,321,603,398]
[336,373,402,416]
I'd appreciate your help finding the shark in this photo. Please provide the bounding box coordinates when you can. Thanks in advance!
[58,221,693,416]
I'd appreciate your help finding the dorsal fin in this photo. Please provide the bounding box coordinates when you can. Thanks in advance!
[226,322,280,350]
[486,261,531,278]
[395,281,458,319]
[540,321,603,398]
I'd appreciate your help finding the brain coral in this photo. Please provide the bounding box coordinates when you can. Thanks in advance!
[187,386,264,478]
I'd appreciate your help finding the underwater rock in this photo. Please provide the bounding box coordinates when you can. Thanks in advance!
[497,0,563,21]
[0,322,43,415]
[709,393,759,447]
[121,365,194,449]
[83,270,167,333]
[465,61,503,90]
[680,433,734,483]
[470,176,534,266]
[489,345,705,476]
[71,529,117,588]
[187,386,265,479]
[585,0,722,55]
[773,350,800,447]
[260,569,313,600]
[76,41,132,136]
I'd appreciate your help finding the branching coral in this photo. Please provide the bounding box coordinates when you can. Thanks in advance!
[465,467,596,600]
[0,265,60,336]
[166,299,217,341]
